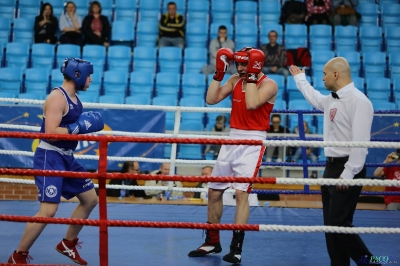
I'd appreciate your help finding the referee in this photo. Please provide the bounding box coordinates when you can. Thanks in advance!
[289,58,379,266]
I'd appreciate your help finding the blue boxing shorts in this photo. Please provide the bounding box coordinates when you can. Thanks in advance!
[34,142,94,203]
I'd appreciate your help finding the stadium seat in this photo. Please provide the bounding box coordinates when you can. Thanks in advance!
[18,92,45,100]
[133,46,157,73]
[273,99,286,110]
[366,77,391,93]
[259,1,280,24]
[177,144,203,159]
[309,25,332,51]
[153,95,177,130]
[359,26,382,52]
[0,17,11,43]
[0,0,15,20]
[138,9,159,22]
[184,47,207,73]
[181,73,206,98]
[31,43,55,70]
[362,52,386,78]
[385,26,400,53]
[381,3,400,18]
[260,23,283,45]
[155,72,180,97]
[353,76,365,92]
[162,0,186,14]
[311,50,335,76]
[56,44,81,68]
[125,95,151,105]
[211,12,232,25]
[180,96,205,121]
[136,21,158,47]
[336,51,360,77]
[381,16,400,28]
[372,100,395,110]
[17,0,41,18]
[114,0,137,21]
[187,0,209,23]
[390,66,400,81]
[87,67,102,97]
[93,0,113,20]
[5,42,30,69]
[99,95,125,104]
[129,71,154,98]
[235,1,257,24]
[108,45,132,72]
[210,23,233,40]
[24,67,50,94]
[284,24,308,49]
[158,47,182,73]
[0,91,17,99]
[82,45,106,70]
[111,20,135,44]
[368,92,390,101]
[179,121,204,131]
[139,0,161,10]
[185,22,208,48]
[77,93,98,103]
[235,36,258,51]
[287,76,311,101]
[0,67,23,95]
[45,0,66,16]
[356,3,379,26]
[50,68,64,89]
[13,18,34,43]
[334,26,358,52]
[103,70,129,96]
[288,100,314,132]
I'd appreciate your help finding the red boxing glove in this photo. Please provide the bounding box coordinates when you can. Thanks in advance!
[246,49,265,83]
[213,48,234,81]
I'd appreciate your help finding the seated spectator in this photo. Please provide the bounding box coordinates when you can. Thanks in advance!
[330,0,361,26]
[158,1,185,49]
[204,115,230,159]
[144,163,183,198]
[373,150,400,211]
[202,25,236,76]
[34,3,58,44]
[260,30,289,78]
[193,166,213,199]
[266,114,288,162]
[291,121,317,163]
[107,161,147,198]
[305,0,331,26]
[59,1,83,46]
[82,1,111,47]
[280,0,307,24]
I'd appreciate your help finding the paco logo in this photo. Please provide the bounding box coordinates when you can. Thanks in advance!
[234,55,249,60]
[253,61,262,70]
[45,185,58,198]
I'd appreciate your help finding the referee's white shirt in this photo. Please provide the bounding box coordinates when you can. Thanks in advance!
[294,73,374,180]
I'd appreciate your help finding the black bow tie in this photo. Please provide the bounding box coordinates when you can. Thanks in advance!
[331,92,339,99]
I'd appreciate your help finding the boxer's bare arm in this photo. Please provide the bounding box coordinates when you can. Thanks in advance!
[206,76,237,105]
[44,90,69,135]
[245,78,277,110]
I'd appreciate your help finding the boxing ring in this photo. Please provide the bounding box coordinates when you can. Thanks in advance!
[1,99,400,265]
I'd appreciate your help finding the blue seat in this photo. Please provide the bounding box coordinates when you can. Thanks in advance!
[208,74,231,86]
[362,52,386,78]
[372,100,395,110]
[235,22,257,38]
[390,65,400,80]
[185,22,208,48]
[162,0,186,14]
[153,95,177,130]
[0,91,17,99]
[353,76,365,92]
[77,93,98,103]
[56,44,81,68]
[17,0,41,18]
[336,51,360,77]
[129,71,154,98]
[24,67,50,94]
[155,72,180,97]
[114,8,137,22]
[268,74,285,89]
[235,1,257,24]
[87,67,102,97]
[211,9,233,25]
[260,23,283,45]
[0,17,11,43]
[132,46,156,72]
[313,76,327,92]
[393,77,400,94]
[187,0,209,23]
[103,70,129,96]
[18,92,45,100]
[136,21,158,47]
[284,24,308,49]
[368,91,390,101]
[287,76,311,101]
[381,3,400,17]
[45,0,64,16]
[235,13,257,25]
[366,77,391,93]
[334,26,358,52]
[94,0,113,20]
[31,43,55,70]
[273,99,286,110]
[125,95,151,105]
[382,16,400,28]
[359,26,382,52]
[309,25,332,51]
[138,9,159,22]
[385,26,400,53]
[181,73,206,97]
[309,24,332,38]
[180,96,205,120]
[50,68,64,88]
[177,144,203,159]
[111,20,135,43]
[82,45,106,70]
[139,0,161,10]
[259,1,280,24]
[5,42,30,69]
[108,45,131,72]
[180,121,204,131]
[311,50,335,76]
[158,47,182,73]
[235,36,258,50]
[13,18,34,43]
[0,67,23,95]
[0,0,15,20]
[210,23,233,40]
[356,3,379,26]
[99,95,125,104]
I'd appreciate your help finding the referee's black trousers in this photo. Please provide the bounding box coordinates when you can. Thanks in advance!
[321,159,376,266]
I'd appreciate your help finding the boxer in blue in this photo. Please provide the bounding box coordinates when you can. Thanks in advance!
[8,58,104,265]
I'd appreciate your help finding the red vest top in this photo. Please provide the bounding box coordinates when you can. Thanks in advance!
[230,75,274,131]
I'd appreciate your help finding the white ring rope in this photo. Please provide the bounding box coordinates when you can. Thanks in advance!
[1,177,400,187]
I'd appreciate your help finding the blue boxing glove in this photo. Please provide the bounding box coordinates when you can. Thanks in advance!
[67,111,104,134]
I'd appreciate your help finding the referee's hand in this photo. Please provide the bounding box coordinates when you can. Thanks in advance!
[289,65,306,77]
[336,177,349,192]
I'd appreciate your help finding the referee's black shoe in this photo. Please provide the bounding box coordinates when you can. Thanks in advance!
[222,230,245,264]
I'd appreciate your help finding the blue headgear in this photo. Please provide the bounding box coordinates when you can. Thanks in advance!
[60,58,93,90]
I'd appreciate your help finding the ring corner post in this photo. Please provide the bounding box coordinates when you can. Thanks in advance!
[98,138,109,266]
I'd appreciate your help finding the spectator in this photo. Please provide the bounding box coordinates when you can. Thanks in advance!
[82,1,111,47]
[204,115,230,159]
[158,1,185,49]
[331,0,361,26]
[291,121,317,163]
[305,0,331,26]
[202,25,235,76]
[59,1,83,46]
[107,161,147,198]
[266,114,288,162]
[260,30,289,78]
[193,166,213,199]
[144,163,183,198]
[34,3,58,44]
[373,150,400,211]
[280,0,307,24]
